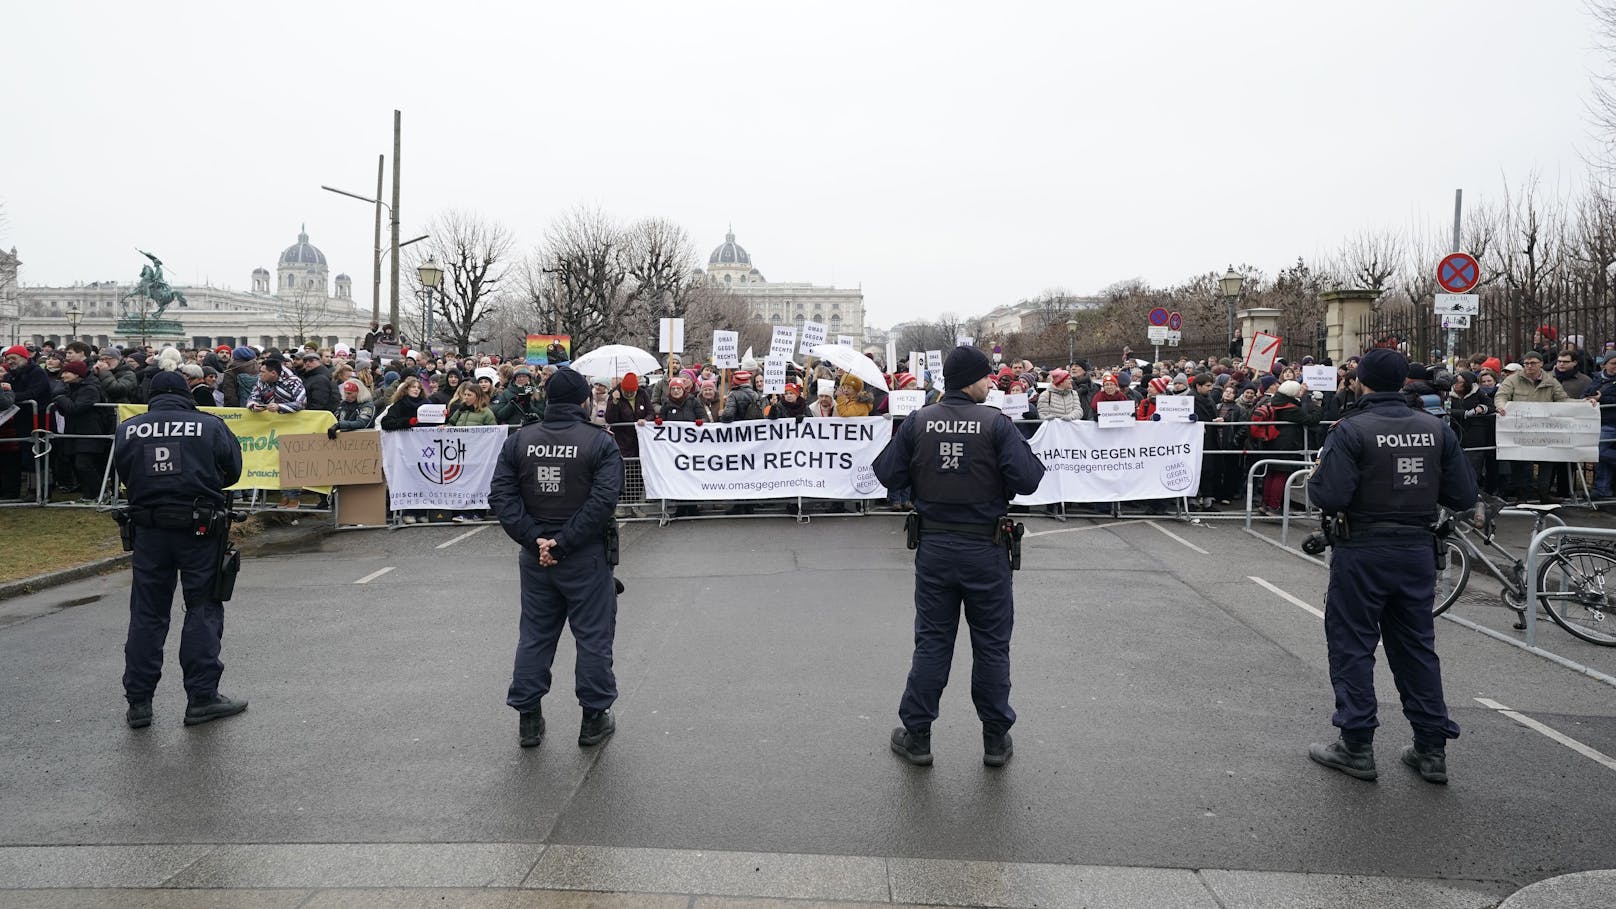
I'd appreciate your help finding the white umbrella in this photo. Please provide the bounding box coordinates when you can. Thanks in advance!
[808,343,889,392]
[569,344,662,379]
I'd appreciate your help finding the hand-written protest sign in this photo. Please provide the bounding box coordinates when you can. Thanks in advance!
[800,320,827,354]
[1012,419,1204,505]
[1302,365,1335,391]
[1096,400,1134,427]
[1153,395,1193,423]
[770,325,798,360]
[763,358,787,394]
[838,335,855,348]
[1497,401,1600,461]
[416,403,447,424]
[1246,332,1283,373]
[925,350,944,379]
[888,390,925,416]
[999,392,1028,418]
[712,330,740,369]
[278,431,384,486]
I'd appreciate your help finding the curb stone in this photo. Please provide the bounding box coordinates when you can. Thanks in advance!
[0,554,131,601]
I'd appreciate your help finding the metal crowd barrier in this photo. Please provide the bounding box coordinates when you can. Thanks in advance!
[0,400,43,508]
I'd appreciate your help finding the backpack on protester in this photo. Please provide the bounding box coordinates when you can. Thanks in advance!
[1249,401,1295,443]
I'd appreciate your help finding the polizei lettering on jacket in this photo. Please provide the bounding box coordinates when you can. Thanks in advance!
[1373,432,1436,448]
[123,421,203,439]
[924,419,982,435]
[526,444,579,459]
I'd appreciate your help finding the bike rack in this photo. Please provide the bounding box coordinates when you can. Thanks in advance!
[1243,459,1313,533]
[1522,524,1616,647]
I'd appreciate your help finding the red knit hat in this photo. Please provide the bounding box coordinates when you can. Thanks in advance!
[3,345,30,360]
[1149,377,1170,394]
[732,370,752,384]
[893,372,917,390]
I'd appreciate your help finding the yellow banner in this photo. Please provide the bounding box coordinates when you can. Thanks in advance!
[116,405,336,491]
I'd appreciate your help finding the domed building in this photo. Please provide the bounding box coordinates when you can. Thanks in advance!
[698,227,865,344]
[10,226,368,351]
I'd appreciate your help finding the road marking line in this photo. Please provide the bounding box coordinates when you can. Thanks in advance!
[1146,520,1210,555]
[1024,520,1128,538]
[354,567,395,585]
[436,525,490,549]
[1248,576,1326,619]
[1474,697,1616,773]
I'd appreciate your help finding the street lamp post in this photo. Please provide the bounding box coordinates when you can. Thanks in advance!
[318,109,403,330]
[1219,266,1245,358]
[417,258,443,353]
[66,302,81,343]
[1066,318,1079,365]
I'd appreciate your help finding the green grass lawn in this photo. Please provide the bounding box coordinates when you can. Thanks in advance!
[0,507,123,583]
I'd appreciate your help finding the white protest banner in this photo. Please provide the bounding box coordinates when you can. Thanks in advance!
[1153,395,1193,423]
[1012,419,1203,505]
[800,320,827,354]
[1246,331,1282,373]
[909,351,924,387]
[382,424,508,510]
[763,358,787,394]
[888,390,925,416]
[838,335,855,348]
[415,403,447,424]
[925,350,944,379]
[373,341,404,364]
[1096,400,1134,427]
[1496,401,1601,462]
[957,336,975,348]
[817,379,835,398]
[637,417,891,500]
[1302,365,1335,391]
[658,318,685,354]
[712,330,740,369]
[770,325,797,360]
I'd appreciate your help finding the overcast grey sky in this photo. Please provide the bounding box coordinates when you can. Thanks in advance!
[0,1,1601,329]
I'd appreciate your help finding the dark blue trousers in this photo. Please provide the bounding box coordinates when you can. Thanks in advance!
[507,544,618,713]
[123,527,226,701]
[899,535,1016,735]
[1324,542,1460,746]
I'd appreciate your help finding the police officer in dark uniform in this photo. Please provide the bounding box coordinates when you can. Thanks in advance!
[112,370,246,728]
[874,345,1045,767]
[488,366,625,749]
[1306,348,1477,784]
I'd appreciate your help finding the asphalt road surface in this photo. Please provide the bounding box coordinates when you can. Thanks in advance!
[1,508,1612,906]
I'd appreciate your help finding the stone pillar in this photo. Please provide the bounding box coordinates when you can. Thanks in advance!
[1237,307,1283,355]
[1319,290,1380,363]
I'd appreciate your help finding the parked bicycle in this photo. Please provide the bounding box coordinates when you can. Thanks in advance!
[1434,494,1616,646]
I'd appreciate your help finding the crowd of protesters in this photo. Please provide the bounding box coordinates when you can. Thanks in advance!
[2,321,1612,516]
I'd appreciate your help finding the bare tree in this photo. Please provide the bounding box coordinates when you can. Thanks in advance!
[406,210,514,355]
[1328,230,1402,295]
[509,206,631,356]
[1588,1,1616,175]
[619,217,705,347]
[284,287,330,347]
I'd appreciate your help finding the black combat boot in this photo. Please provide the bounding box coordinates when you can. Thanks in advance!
[983,730,1013,768]
[890,727,932,766]
[519,709,545,748]
[184,693,248,726]
[126,700,153,729]
[1401,742,1448,784]
[578,708,616,746]
[1308,736,1377,780]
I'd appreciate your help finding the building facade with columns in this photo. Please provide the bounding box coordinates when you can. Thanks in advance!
[8,227,371,351]
[700,229,866,344]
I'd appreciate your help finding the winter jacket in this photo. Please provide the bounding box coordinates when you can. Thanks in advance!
[1551,367,1590,399]
[379,394,426,430]
[606,386,652,456]
[493,386,545,426]
[335,399,376,431]
[768,394,811,420]
[298,363,339,412]
[1214,400,1251,449]
[221,361,256,408]
[1495,372,1571,407]
[1259,392,1321,457]
[722,385,765,422]
[52,378,112,451]
[657,392,707,423]
[4,361,54,421]
[446,403,497,427]
[1039,386,1084,421]
[1448,389,1495,451]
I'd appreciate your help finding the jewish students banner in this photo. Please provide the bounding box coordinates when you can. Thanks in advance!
[1011,418,1204,505]
[381,424,509,510]
[637,417,890,500]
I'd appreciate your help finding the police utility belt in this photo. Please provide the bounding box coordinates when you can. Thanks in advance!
[117,501,232,536]
[904,513,1025,570]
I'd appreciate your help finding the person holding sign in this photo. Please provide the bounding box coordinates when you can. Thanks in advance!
[488,367,625,750]
[873,345,1045,768]
[1305,349,1476,785]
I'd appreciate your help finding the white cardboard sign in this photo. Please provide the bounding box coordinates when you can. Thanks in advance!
[712,330,739,369]
[925,350,944,380]
[1245,332,1283,373]
[763,358,787,394]
[658,318,685,354]
[415,403,446,424]
[909,351,924,387]
[1153,394,1193,422]
[1302,365,1335,391]
[799,321,827,354]
[888,390,925,417]
[837,335,855,348]
[769,326,798,361]
[1097,400,1134,428]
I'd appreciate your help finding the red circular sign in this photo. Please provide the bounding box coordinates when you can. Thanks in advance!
[1167,311,1183,331]
[1437,252,1480,294]
[1148,308,1169,326]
